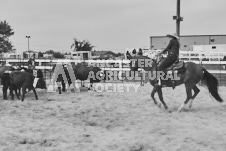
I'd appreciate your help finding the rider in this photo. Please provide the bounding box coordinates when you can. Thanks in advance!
[157,33,180,87]
[137,48,143,56]
[28,55,36,70]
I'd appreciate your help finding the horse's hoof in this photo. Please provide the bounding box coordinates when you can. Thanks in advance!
[165,109,171,113]
[157,103,161,108]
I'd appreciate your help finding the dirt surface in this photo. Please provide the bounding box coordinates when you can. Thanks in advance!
[0,84,226,151]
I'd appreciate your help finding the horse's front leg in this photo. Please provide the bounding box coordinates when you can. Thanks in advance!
[3,84,9,100]
[178,86,192,112]
[10,84,14,100]
[151,86,161,108]
[156,85,168,110]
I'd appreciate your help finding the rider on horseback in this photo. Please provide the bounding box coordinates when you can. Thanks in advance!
[157,33,180,87]
[28,55,36,70]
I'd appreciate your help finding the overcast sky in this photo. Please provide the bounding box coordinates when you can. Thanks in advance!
[1,0,226,53]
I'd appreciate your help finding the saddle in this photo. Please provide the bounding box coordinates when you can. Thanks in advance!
[165,61,185,73]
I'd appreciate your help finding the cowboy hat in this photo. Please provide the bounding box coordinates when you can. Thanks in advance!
[166,33,179,39]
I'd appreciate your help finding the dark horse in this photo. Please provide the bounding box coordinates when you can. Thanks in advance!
[2,71,38,101]
[2,66,45,100]
[73,62,104,89]
[127,53,223,112]
[0,66,15,79]
[51,62,104,93]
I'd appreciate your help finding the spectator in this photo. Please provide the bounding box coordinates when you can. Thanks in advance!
[138,48,143,56]
[132,49,137,57]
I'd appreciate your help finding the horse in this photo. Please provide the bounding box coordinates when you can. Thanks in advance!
[127,53,224,112]
[2,71,38,101]
[1,66,20,99]
[51,62,104,93]
[18,67,47,90]
[0,66,15,84]
[0,66,15,76]
[73,62,104,90]
[2,66,46,100]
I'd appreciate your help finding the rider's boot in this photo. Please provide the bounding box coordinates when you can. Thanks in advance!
[172,80,175,89]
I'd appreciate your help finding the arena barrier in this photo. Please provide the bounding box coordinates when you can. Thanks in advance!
[3,51,226,87]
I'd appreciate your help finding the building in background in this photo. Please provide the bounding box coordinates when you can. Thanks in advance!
[92,50,117,59]
[23,51,39,59]
[150,34,226,51]
[1,52,22,59]
[71,51,92,60]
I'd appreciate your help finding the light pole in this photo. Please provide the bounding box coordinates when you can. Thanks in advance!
[173,0,183,37]
[25,36,30,58]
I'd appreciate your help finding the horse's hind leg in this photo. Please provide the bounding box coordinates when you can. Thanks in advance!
[151,87,161,108]
[189,85,200,108]
[14,88,20,100]
[21,87,26,102]
[178,86,192,112]
[156,86,168,110]
[10,85,14,100]
[32,87,38,100]
[3,83,9,100]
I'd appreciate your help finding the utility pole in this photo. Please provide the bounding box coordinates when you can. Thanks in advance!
[173,0,183,37]
[25,36,30,58]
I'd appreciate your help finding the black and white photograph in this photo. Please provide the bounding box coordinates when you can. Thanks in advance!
[0,0,226,150]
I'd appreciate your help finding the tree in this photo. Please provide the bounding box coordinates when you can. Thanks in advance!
[38,51,43,58]
[44,50,64,58]
[0,20,15,53]
[45,50,55,54]
[115,52,124,57]
[71,38,94,51]
[53,52,65,58]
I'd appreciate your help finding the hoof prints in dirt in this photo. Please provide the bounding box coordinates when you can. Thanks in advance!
[19,138,53,147]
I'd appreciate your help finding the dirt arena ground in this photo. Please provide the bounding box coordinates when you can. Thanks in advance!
[0,83,226,151]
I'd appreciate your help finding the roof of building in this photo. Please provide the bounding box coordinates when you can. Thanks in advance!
[150,34,226,38]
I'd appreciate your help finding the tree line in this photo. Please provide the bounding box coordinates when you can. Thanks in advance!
[1,20,94,55]
[1,20,124,59]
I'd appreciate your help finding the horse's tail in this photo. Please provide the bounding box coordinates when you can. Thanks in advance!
[202,68,223,103]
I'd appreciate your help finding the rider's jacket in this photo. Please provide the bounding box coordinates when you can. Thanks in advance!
[162,39,180,56]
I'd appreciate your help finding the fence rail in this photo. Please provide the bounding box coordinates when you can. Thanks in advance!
[2,52,226,85]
